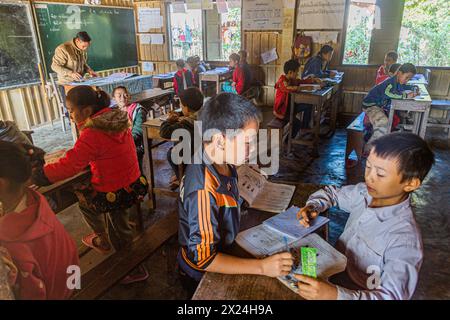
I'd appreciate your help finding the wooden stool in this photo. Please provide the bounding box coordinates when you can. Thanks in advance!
[345,112,366,168]
[267,117,288,155]
[426,100,450,141]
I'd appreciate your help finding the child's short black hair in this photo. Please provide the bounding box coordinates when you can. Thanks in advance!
[66,86,110,114]
[112,86,128,96]
[199,93,261,136]
[398,63,417,75]
[229,53,240,63]
[284,59,300,74]
[319,45,334,56]
[389,63,401,74]
[179,87,204,112]
[371,132,434,183]
[0,141,31,189]
[385,51,398,61]
[76,31,91,42]
[176,59,186,68]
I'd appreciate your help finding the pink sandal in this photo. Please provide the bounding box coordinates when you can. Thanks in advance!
[120,265,149,285]
[82,233,111,255]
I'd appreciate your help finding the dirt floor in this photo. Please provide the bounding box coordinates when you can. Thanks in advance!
[32,107,450,300]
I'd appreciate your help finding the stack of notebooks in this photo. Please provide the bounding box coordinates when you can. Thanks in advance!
[236,206,347,293]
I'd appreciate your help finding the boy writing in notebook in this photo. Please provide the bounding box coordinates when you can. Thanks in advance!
[160,87,204,189]
[177,93,293,295]
[295,132,434,300]
[274,59,322,138]
[362,63,419,146]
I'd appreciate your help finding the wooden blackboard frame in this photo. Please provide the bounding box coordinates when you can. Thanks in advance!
[0,0,43,90]
[32,1,139,78]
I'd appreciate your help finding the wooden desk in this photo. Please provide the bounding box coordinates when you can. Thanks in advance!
[199,67,233,95]
[37,151,91,213]
[192,183,327,300]
[131,88,174,116]
[152,72,175,90]
[287,77,344,156]
[388,83,432,138]
[142,118,178,210]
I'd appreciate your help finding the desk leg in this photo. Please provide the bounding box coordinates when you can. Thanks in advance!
[287,93,295,154]
[419,105,431,138]
[312,103,321,157]
[330,87,341,134]
[387,108,395,134]
[216,79,220,95]
[143,129,156,210]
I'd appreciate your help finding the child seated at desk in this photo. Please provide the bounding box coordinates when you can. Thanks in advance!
[113,86,147,172]
[174,59,195,96]
[159,87,204,190]
[376,51,399,85]
[177,93,294,295]
[224,53,251,95]
[274,59,321,138]
[32,86,149,283]
[362,63,419,147]
[187,56,207,88]
[302,45,337,79]
[0,141,79,299]
[295,132,433,300]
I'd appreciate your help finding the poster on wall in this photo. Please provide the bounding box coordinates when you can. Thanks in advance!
[242,0,283,30]
[296,0,346,30]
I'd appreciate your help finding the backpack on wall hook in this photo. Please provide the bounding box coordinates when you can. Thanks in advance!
[293,31,312,60]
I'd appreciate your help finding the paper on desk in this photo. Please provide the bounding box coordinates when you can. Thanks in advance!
[263,206,329,239]
[278,233,347,292]
[237,165,295,213]
[236,224,296,258]
[44,149,66,165]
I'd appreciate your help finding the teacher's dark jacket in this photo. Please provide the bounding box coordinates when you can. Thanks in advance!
[51,39,91,83]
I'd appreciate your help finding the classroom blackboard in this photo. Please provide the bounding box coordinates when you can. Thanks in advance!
[0,2,41,89]
[34,2,138,76]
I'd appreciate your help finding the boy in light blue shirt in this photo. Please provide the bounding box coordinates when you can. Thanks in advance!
[295,132,434,300]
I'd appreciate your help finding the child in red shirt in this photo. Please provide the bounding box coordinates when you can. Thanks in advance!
[274,59,322,138]
[376,51,398,85]
[0,141,78,299]
[173,59,195,96]
[229,53,251,95]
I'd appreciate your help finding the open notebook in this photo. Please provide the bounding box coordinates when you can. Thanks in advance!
[237,165,296,213]
[236,206,346,293]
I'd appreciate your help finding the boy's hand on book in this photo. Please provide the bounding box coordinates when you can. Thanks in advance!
[297,205,319,228]
[261,252,293,278]
[167,112,179,122]
[295,275,338,300]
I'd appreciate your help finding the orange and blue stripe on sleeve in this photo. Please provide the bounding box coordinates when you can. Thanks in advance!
[183,190,219,270]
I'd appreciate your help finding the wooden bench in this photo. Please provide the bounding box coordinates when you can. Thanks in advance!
[72,210,178,299]
[345,112,366,168]
[267,117,289,155]
[426,100,450,141]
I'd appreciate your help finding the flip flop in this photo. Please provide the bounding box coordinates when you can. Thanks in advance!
[82,233,111,255]
[120,265,149,285]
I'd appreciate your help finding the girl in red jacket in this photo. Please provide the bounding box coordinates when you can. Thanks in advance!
[33,86,148,257]
[228,53,251,95]
[0,141,79,299]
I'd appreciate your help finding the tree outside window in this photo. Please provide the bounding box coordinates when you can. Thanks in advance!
[398,0,450,67]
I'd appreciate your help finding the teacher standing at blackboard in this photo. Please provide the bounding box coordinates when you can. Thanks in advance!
[51,31,98,83]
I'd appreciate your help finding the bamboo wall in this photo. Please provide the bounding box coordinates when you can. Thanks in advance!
[0,0,137,130]
[2,0,449,129]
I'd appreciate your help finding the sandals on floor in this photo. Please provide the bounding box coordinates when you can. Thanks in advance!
[120,265,149,285]
[82,233,112,255]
